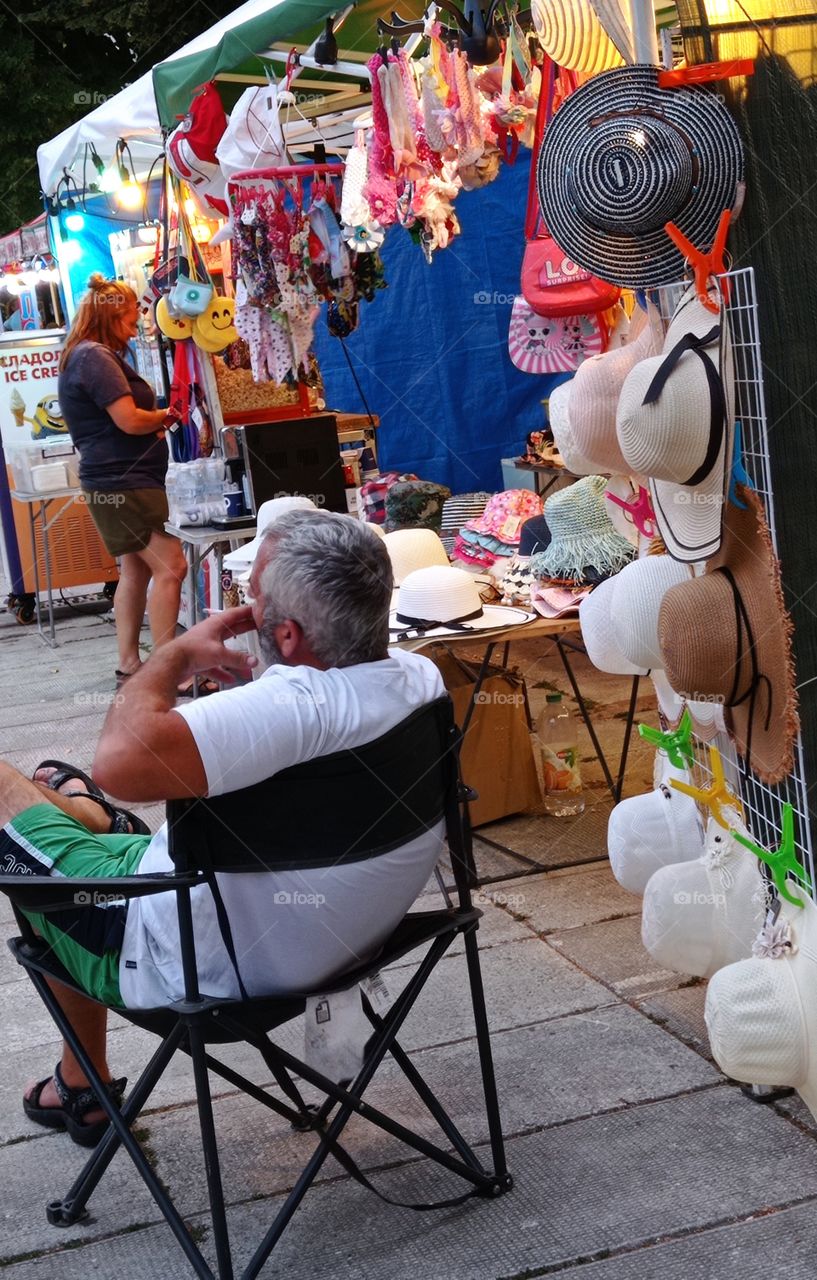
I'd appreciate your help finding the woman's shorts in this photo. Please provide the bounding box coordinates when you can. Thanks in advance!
[82,488,169,557]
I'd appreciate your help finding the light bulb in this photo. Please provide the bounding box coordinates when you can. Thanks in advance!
[4,276,21,294]
[184,197,197,217]
[192,222,212,243]
[116,179,143,211]
[65,211,85,232]
[100,167,123,194]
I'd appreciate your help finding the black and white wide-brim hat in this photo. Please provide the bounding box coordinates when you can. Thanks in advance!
[536,65,744,289]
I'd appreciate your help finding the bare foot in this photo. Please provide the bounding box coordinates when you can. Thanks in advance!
[24,1074,108,1130]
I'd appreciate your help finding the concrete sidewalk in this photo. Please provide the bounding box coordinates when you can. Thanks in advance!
[1,601,815,1279]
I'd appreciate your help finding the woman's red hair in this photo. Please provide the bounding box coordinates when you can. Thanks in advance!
[59,275,137,370]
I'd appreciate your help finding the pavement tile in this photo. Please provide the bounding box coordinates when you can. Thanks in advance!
[547,915,689,1000]
[475,795,613,872]
[638,983,712,1059]
[482,863,639,934]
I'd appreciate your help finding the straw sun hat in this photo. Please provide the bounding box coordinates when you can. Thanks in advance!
[617,284,735,563]
[389,565,534,642]
[530,475,634,583]
[530,0,624,75]
[705,891,817,1121]
[658,486,799,785]
[536,65,744,289]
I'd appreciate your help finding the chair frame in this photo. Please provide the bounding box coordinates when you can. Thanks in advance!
[2,698,511,1279]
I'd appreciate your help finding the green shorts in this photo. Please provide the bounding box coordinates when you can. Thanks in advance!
[82,487,169,557]
[1,803,151,1007]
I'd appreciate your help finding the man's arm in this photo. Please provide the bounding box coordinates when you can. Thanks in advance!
[93,607,257,802]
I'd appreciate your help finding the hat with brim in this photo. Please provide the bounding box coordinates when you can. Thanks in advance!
[569,310,660,475]
[530,582,591,617]
[384,529,450,608]
[658,486,799,784]
[578,576,647,676]
[530,475,635,583]
[223,495,318,571]
[536,65,744,289]
[547,378,598,477]
[641,816,766,978]
[705,890,817,1121]
[607,764,703,896]
[609,554,692,669]
[389,565,535,642]
[617,285,735,562]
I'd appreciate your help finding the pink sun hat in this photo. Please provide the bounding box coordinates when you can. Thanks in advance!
[463,489,543,546]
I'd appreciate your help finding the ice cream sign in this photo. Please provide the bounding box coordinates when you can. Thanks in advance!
[0,334,65,448]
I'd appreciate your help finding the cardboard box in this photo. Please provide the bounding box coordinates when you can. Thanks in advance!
[430,647,541,827]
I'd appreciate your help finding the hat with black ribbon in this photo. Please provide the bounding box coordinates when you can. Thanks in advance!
[616,284,734,563]
[388,565,534,644]
[657,486,799,785]
[536,65,744,289]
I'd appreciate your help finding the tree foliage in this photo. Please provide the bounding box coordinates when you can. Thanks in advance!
[0,0,237,235]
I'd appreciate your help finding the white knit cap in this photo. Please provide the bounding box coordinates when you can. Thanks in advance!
[705,893,817,1117]
[609,555,692,669]
[548,379,598,477]
[641,815,766,979]
[578,576,648,676]
[607,763,704,896]
[616,285,735,563]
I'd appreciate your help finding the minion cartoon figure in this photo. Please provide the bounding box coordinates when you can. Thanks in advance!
[29,396,68,440]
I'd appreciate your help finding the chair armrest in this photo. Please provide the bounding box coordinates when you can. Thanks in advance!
[0,870,203,914]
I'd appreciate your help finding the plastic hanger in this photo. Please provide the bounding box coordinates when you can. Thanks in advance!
[664,208,732,314]
[729,421,753,509]
[669,745,743,830]
[638,708,694,770]
[731,803,811,908]
[606,484,656,539]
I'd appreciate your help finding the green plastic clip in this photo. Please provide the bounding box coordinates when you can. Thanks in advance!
[731,803,811,908]
[638,708,695,771]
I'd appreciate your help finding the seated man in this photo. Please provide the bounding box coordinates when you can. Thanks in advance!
[0,511,445,1145]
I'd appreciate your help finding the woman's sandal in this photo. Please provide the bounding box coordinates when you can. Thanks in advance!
[24,1062,127,1148]
[32,759,150,836]
[176,677,219,698]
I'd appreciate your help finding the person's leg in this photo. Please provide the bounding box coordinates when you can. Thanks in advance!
[0,760,109,833]
[112,551,150,676]
[135,530,187,649]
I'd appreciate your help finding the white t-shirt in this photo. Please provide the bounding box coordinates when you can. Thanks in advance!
[119,649,445,1008]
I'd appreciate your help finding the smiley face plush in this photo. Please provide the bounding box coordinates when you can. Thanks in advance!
[192,296,238,352]
[156,296,194,341]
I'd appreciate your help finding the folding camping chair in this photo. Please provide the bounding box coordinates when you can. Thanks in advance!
[2,696,512,1279]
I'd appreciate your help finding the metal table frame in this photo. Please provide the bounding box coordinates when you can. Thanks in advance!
[10,486,82,648]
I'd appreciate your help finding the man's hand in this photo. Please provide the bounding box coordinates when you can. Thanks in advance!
[175,607,259,685]
[93,609,259,802]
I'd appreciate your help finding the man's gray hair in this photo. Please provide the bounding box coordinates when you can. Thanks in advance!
[258,511,393,667]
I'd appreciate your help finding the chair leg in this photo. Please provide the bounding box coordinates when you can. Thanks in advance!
[188,1021,234,1280]
[463,928,510,1184]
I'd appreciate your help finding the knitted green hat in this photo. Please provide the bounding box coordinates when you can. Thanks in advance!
[530,475,635,583]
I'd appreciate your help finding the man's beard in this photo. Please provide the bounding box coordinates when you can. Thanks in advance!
[258,622,285,668]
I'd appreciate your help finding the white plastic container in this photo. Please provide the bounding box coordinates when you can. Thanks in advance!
[30,461,69,492]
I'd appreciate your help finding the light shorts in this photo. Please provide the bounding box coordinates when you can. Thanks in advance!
[0,803,150,1007]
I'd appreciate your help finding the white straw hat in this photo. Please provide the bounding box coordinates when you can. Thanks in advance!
[616,285,735,562]
[384,528,449,585]
[389,565,534,642]
[607,763,704,896]
[223,496,317,571]
[547,379,598,477]
[569,312,660,475]
[705,892,817,1118]
[641,816,766,979]
[578,576,647,676]
[609,555,692,670]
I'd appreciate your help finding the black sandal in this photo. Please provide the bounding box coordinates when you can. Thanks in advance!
[24,1062,127,1148]
[33,759,150,836]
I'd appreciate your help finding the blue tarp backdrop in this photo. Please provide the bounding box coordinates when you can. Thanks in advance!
[312,152,566,495]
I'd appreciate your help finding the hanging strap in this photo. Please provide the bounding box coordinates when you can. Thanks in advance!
[716,563,772,774]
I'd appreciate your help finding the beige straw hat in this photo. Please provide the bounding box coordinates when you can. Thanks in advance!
[658,486,799,784]
[547,379,598,477]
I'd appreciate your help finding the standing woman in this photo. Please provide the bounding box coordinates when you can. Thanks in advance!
[58,275,188,687]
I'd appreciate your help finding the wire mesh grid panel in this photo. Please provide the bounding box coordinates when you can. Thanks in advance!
[650,267,813,897]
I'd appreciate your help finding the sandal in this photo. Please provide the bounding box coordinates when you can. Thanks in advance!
[24,1062,127,1148]
[176,677,219,698]
[33,759,150,836]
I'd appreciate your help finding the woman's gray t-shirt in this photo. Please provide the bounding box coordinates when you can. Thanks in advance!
[58,341,168,490]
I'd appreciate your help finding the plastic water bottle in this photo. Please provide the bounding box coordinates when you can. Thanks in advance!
[536,693,585,817]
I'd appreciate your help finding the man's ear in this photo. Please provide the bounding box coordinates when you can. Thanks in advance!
[276,619,302,659]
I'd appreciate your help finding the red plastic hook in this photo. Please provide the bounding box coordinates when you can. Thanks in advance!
[664,208,732,313]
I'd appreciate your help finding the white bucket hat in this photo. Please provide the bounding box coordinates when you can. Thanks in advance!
[705,892,817,1118]
[384,528,450,585]
[616,285,735,562]
[547,379,598,477]
[578,576,647,676]
[607,763,704,896]
[389,565,534,642]
[609,555,692,670]
[641,815,766,979]
[223,496,318,572]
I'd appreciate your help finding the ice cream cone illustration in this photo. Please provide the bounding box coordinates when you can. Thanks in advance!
[10,389,25,428]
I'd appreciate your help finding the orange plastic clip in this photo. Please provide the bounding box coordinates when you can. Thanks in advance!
[658,60,755,89]
[664,209,732,314]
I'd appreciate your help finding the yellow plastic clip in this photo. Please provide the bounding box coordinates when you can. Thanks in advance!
[669,746,743,830]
